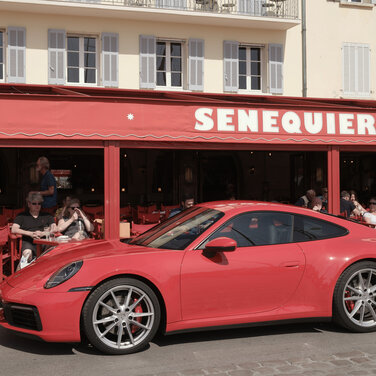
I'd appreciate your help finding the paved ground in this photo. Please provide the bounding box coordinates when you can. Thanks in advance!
[1,321,376,376]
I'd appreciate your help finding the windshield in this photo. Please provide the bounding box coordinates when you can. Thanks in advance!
[129,206,224,250]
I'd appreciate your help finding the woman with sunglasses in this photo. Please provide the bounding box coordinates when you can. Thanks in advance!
[12,192,56,269]
[57,198,94,240]
[363,197,376,225]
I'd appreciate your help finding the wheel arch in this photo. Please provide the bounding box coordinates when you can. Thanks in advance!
[79,273,168,339]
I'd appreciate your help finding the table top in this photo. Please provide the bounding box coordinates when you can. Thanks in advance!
[269,0,286,2]
[222,2,235,6]
[33,238,61,246]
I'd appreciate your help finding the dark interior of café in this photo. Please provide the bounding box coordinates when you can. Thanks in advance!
[0,147,375,217]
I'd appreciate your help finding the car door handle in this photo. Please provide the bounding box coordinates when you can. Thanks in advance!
[281,262,301,268]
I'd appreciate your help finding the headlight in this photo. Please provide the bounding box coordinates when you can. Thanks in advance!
[44,261,83,289]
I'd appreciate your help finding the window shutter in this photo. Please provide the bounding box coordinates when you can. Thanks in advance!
[48,29,66,85]
[8,27,26,83]
[102,33,119,87]
[343,43,370,96]
[156,0,186,8]
[139,35,156,89]
[188,39,204,91]
[238,0,262,15]
[269,44,283,94]
[223,40,239,92]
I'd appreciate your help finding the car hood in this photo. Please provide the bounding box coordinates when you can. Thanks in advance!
[5,239,164,290]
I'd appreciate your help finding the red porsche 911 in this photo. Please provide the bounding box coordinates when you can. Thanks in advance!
[1,201,376,355]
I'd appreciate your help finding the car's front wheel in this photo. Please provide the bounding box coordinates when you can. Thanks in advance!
[333,261,376,332]
[82,278,161,354]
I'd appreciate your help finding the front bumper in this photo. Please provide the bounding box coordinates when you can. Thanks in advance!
[0,281,90,342]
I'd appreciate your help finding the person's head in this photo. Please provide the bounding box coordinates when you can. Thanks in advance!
[63,196,72,207]
[308,197,322,212]
[26,192,43,213]
[36,156,50,173]
[306,189,316,201]
[341,190,350,200]
[181,196,194,209]
[68,198,81,215]
[321,187,328,199]
[350,190,357,202]
[369,197,376,212]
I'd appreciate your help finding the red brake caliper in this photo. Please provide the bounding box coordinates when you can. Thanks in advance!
[345,290,355,311]
[131,298,143,333]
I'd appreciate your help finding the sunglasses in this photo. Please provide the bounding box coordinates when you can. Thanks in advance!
[70,206,80,209]
[369,202,376,205]
[31,202,42,206]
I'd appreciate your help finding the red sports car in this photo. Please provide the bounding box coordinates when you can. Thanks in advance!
[1,201,376,355]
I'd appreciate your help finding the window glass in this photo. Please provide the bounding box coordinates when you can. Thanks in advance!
[67,36,97,85]
[238,46,261,91]
[201,212,294,248]
[130,207,224,250]
[293,215,347,242]
[156,41,182,88]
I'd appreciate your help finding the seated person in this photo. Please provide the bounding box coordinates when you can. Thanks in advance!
[12,192,56,269]
[57,198,94,240]
[168,196,194,218]
[362,198,376,225]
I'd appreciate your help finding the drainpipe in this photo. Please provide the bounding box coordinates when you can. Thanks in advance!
[301,0,307,97]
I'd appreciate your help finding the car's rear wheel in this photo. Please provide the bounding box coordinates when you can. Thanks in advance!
[333,261,376,332]
[82,278,160,354]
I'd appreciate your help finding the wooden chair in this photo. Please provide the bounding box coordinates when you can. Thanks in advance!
[0,225,21,280]
[82,205,104,220]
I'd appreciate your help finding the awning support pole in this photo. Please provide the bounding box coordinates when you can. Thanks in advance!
[328,146,340,215]
[104,141,120,239]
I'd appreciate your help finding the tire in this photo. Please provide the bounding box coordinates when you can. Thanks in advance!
[333,261,376,333]
[82,278,161,355]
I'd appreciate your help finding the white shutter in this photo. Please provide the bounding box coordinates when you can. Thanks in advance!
[102,33,119,87]
[8,27,26,83]
[139,35,156,89]
[156,0,186,8]
[269,44,283,94]
[188,39,204,91]
[343,43,370,97]
[48,29,66,85]
[238,0,262,15]
[223,40,238,93]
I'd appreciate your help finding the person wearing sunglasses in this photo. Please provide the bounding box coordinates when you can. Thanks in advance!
[363,198,376,225]
[57,198,94,240]
[11,192,56,269]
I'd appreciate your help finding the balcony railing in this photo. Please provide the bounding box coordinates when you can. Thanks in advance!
[55,0,299,19]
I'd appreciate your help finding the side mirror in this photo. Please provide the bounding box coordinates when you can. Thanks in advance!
[204,237,237,254]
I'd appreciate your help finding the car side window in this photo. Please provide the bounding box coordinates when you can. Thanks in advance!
[200,211,294,248]
[293,214,347,241]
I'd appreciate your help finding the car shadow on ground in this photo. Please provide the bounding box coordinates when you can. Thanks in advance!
[152,321,337,348]
[0,321,341,356]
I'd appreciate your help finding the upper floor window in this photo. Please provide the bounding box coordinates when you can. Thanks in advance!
[342,43,370,97]
[48,29,118,87]
[224,41,283,94]
[156,41,182,88]
[67,36,97,85]
[140,35,204,91]
[239,46,262,91]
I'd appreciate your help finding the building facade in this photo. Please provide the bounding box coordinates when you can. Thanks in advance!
[0,0,376,238]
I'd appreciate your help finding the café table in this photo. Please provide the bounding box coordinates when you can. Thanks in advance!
[33,238,61,257]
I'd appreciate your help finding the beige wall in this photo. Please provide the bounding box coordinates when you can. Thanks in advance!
[306,0,376,99]
[0,8,302,95]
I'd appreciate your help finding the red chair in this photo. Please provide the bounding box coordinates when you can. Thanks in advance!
[82,205,104,220]
[0,225,21,280]
[120,206,132,221]
[131,221,159,237]
[141,212,161,224]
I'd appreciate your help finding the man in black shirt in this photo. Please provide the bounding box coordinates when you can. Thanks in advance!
[12,192,56,269]
[340,190,356,218]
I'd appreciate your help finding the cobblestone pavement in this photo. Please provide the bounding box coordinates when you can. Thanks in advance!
[145,350,376,376]
[1,322,376,376]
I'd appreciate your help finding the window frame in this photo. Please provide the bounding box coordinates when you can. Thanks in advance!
[66,34,99,87]
[156,39,185,90]
[238,45,264,93]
